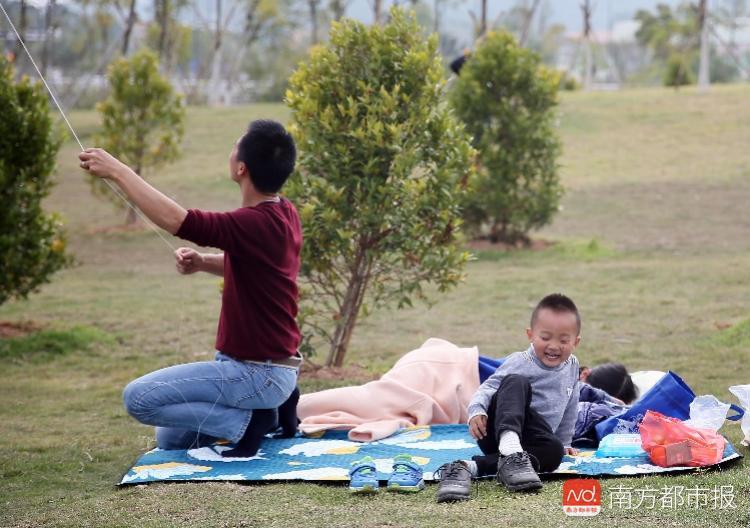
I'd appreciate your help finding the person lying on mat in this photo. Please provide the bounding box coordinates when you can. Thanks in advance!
[436,293,582,502]
[79,120,302,457]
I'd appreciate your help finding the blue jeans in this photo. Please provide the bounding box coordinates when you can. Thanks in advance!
[122,351,298,449]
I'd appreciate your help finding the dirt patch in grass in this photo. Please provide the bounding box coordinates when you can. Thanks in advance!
[0,320,45,339]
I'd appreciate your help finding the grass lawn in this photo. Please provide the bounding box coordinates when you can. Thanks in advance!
[1,85,750,527]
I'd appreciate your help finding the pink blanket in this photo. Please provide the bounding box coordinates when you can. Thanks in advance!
[297,338,480,441]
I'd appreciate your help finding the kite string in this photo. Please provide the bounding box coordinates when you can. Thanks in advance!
[0,0,84,151]
[0,0,177,253]
[1,0,232,445]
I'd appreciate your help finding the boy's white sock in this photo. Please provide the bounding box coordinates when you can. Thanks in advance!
[498,430,522,456]
[464,460,478,477]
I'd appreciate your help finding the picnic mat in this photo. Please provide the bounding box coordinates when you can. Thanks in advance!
[119,425,742,485]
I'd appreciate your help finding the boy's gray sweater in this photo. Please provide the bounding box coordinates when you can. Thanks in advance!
[467,345,580,447]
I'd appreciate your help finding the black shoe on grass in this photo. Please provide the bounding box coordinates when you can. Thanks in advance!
[435,460,473,502]
[496,451,542,492]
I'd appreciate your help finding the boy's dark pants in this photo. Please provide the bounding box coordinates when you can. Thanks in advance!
[472,374,565,477]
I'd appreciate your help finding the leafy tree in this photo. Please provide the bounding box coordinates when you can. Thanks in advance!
[285,8,475,367]
[92,49,185,224]
[449,30,562,244]
[635,4,695,62]
[664,53,695,87]
[146,20,192,73]
[634,2,739,86]
[0,58,70,306]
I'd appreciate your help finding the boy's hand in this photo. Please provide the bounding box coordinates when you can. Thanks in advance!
[564,447,579,456]
[78,148,129,180]
[175,247,204,274]
[468,415,488,440]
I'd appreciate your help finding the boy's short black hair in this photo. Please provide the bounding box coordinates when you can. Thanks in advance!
[530,293,581,334]
[237,119,296,193]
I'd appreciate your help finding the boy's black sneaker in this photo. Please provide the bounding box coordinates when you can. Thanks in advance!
[496,451,543,492]
[435,460,473,502]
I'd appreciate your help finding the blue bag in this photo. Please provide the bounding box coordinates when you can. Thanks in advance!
[478,356,505,383]
[595,371,694,440]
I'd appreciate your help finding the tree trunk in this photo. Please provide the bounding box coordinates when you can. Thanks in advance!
[41,0,56,75]
[583,38,593,89]
[207,0,223,106]
[121,0,137,55]
[309,0,319,44]
[125,163,143,225]
[519,0,541,47]
[125,206,138,225]
[225,0,275,102]
[374,0,383,25]
[581,0,593,90]
[156,0,170,62]
[479,0,487,38]
[697,0,710,90]
[433,0,440,34]
[13,0,28,75]
[326,247,370,367]
[330,0,346,20]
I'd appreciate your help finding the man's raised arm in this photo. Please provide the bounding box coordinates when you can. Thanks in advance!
[79,148,187,234]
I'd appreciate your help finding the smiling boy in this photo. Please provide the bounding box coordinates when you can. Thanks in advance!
[436,293,581,502]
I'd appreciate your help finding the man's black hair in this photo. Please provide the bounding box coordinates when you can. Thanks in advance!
[530,293,581,334]
[237,119,296,193]
[450,53,469,75]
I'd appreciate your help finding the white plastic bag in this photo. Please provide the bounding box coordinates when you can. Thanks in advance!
[729,385,750,446]
[684,395,730,432]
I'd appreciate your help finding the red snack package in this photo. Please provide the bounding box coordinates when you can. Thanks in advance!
[639,410,726,467]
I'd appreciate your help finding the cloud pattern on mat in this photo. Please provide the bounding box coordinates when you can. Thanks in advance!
[384,439,475,450]
[279,439,362,457]
[119,425,741,484]
[122,462,212,483]
[188,446,268,462]
[262,467,350,480]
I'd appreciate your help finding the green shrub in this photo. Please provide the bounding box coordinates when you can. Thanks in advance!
[0,58,70,306]
[450,31,563,244]
[664,53,695,88]
[92,49,185,224]
[713,318,750,348]
[559,71,580,91]
[0,325,113,361]
[285,7,475,367]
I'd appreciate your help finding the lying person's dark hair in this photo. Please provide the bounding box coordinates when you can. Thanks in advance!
[585,362,638,405]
